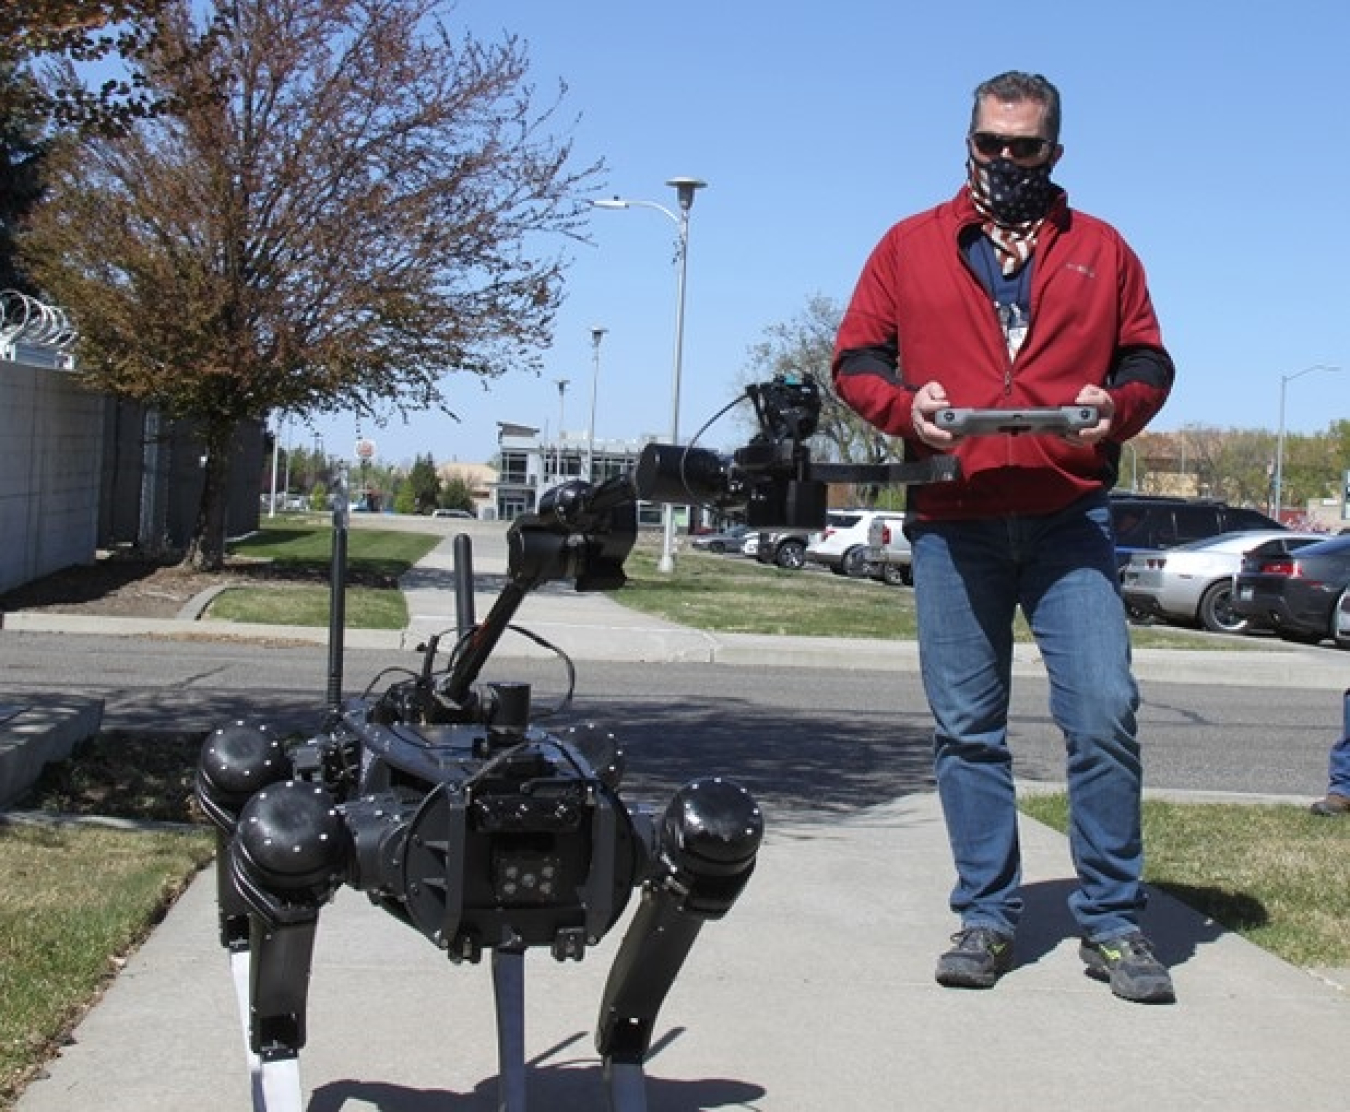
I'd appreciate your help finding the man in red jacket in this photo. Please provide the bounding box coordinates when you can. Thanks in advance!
[834,71,1175,1003]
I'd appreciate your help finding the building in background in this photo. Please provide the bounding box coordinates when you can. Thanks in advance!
[437,461,498,517]
[491,421,687,529]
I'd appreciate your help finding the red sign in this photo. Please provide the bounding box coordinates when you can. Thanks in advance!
[355,438,376,461]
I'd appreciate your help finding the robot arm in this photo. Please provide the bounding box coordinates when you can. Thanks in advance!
[439,474,638,709]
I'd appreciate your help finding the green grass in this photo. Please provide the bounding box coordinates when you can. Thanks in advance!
[620,547,1265,649]
[206,585,407,627]
[203,520,439,627]
[621,548,920,637]
[1019,793,1350,966]
[0,822,214,1106]
[228,519,439,576]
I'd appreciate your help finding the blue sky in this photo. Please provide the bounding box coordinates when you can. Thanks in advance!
[302,0,1349,468]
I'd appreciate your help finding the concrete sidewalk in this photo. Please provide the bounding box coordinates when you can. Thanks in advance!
[8,529,1350,1110]
[15,795,1350,1111]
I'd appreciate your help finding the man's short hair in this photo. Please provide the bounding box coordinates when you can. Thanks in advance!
[970,71,1062,142]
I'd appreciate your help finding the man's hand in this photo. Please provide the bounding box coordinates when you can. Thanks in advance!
[1067,385,1114,445]
[911,381,958,449]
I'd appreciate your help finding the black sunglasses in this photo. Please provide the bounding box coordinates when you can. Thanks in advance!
[969,132,1053,160]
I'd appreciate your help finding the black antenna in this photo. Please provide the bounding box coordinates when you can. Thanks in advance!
[453,533,476,636]
[325,462,349,711]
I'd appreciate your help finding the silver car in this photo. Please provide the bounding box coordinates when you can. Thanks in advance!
[1120,529,1326,634]
[690,524,750,554]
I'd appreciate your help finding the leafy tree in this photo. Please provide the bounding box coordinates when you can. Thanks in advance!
[1,2,216,287]
[22,0,599,568]
[393,481,417,515]
[1282,431,1344,509]
[0,1,182,135]
[0,67,48,294]
[1330,419,1350,468]
[406,453,441,514]
[439,473,475,512]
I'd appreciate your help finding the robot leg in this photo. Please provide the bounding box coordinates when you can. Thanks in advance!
[229,781,348,1064]
[195,722,292,950]
[595,778,763,1106]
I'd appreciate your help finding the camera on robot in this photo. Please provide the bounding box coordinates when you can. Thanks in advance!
[635,373,958,529]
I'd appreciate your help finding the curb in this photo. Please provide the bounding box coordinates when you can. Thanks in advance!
[0,697,104,807]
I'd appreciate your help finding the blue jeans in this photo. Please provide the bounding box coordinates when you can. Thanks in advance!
[909,493,1145,942]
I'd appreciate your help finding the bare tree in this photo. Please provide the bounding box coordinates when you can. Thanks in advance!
[23,0,600,568]
[736,294,905,505]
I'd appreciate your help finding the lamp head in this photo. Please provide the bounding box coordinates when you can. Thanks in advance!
[666,177,707,211]
[592,197,629,210]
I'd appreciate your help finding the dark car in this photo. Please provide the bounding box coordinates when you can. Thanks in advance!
[1231,534,1350,648]
[1109,495,1284,569]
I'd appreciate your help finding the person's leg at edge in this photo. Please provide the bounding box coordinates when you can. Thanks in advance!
[1311,690,1350,814]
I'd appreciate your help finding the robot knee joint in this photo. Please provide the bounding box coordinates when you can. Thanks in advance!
[659,778,763,917]
[196,722,290,832]
[232,781,349,918]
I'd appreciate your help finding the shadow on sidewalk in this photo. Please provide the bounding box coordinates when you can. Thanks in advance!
[1015,876,1245,973]
[561,692,938,822]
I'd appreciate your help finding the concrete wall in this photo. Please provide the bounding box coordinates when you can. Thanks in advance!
[96,400,264,551]
[0,358,105,593]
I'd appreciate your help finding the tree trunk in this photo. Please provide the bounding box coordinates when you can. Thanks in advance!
[183,419,234,572]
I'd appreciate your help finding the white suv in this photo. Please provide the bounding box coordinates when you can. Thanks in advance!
[806,509,906,579]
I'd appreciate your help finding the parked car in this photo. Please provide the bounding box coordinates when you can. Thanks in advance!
[1231,534,1350,648]
[431,508,474,519]
[866,514,913,587]
[1119,530,1326,634]
[690,524,751,554]
[806,509,906,579]
[751,528,812,570]
[1109,495,1283,569]
[1335,588,1350,646]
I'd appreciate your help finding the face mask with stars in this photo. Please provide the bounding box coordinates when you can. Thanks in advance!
[967,156,1057,227]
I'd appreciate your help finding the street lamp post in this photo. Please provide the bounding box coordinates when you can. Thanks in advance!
[586,326,607,482]
[554,377,569,482]
[1273,363,1339,520]
[594,176,706,573]
[268,413,283,518]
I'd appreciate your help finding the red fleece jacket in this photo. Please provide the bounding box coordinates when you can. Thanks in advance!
[833,186,1173,520]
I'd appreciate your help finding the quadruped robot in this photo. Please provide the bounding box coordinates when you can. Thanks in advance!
[195,373,967,1111]
[195,472,765,1112]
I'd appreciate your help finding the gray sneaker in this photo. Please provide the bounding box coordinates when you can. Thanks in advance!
[935,926,1014,989]
[1310,793,1350,816]
[1080,932,1175,1003]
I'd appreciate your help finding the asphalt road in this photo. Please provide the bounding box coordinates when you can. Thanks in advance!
[0,630,1337,820]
